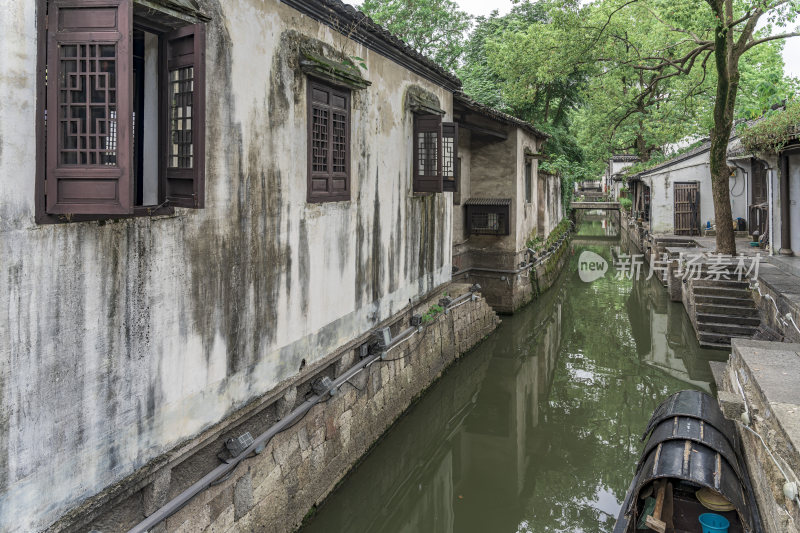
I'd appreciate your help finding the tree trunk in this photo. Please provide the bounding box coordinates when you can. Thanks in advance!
[708,0,738,255]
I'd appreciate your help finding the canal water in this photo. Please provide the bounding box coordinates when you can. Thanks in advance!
[302,217,727,533]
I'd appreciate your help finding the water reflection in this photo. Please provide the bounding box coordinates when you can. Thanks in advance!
[302,220,727,533]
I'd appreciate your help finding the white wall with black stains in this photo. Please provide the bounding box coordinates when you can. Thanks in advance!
[0,0,453,530]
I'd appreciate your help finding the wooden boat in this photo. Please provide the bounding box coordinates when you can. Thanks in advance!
[613,390,763,533]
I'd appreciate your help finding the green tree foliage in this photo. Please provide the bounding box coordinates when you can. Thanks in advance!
[741,98,800,152]
[359,0,472,72]
[457,0,798,252]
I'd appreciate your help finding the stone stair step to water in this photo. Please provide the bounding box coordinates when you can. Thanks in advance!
[695,313,760,326]
[694,293,757,305]
[695,321,759,336]
[691,277,761,348]
[693,286,752,298]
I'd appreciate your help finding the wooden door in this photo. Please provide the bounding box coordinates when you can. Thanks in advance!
[751,160,767,205]
[674,182,700,235]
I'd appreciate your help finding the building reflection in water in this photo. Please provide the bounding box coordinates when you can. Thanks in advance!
[302,222,725,533]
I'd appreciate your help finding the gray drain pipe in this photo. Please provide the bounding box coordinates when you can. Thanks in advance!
[128,291,475,532]
[128,350,382,533]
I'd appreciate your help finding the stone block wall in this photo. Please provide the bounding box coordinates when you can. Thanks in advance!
[717,339,800,533]
[754,270,800,344]
[55,284,499,533]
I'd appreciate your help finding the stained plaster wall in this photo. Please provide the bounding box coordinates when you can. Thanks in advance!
[460,125,518,257]
[452,128,472,250]
[515,130,543,252]
[541,173,563,237]
[641,151,744,234]
[0,1,454,530]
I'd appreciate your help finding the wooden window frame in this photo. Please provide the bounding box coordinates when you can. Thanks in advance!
[35,0,206,224]
[442,122,458,193]
[306,80,351,203]
[466,204,510,236]
[525,159,533,204]
[412,114,443,193]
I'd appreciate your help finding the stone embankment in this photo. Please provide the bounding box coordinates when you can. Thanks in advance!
[51,284,499,533]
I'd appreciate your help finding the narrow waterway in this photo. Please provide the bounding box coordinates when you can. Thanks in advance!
[302,217,727,533]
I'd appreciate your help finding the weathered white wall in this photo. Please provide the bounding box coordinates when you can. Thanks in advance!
[464,126,518,253]
[0,1,454,530]
[789,154,800,254]
[515,129,542,251]
[642,151,714,234]
[452,128,472,247]
[729,161,750,226]
[643,150,748,235]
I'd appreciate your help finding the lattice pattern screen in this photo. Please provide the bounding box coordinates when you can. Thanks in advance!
[470,210,507,235]
[312,106,329,173]
[169,66,194,168]
[58,43,118,166]
[443,136,455,179]
[332,112,347,174]
[416,131,438,176]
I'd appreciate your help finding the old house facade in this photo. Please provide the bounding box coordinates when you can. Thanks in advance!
[632,142,749,235]
[0,0,520,531]
[0,0,562,530]
[449,96,558,313]
[603,154,639,199]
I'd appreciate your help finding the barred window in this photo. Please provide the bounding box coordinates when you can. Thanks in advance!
[465,199,511,236]
[307,81,350,202]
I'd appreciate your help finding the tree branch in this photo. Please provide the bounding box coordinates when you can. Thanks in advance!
[744,31,800,52]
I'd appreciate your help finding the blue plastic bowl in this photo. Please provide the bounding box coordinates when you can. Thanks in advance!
[699,512,730,533]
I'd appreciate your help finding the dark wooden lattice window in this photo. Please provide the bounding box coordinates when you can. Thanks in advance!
[38,0,207,221]
[46,0,133,215]
[465,199,511,236]
[413,114,443,193]
[307,81,350,202]
[163,24,206,208]
[442,122,458,193]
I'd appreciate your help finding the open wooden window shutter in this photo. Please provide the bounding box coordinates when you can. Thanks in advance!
[46,0,133,215]
[442,122,458,193]
[413,114,443,193]
[164,23,206,208]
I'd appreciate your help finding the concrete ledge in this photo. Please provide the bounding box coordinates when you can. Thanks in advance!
[720,339,800,533]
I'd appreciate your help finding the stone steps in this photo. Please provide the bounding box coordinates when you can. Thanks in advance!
[694,286,752,298]
[695,320,759,336]
[692,279,760,348]
[695,294,756,306]
[692,278,751,290]
[695,312,761,326]
[695,303,759,317]
[698,331,736,348]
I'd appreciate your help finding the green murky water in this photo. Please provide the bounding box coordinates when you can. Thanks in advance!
[302,218,726,533]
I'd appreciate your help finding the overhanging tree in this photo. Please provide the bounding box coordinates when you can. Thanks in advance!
[599,0,800,254]
[359,0,472,72]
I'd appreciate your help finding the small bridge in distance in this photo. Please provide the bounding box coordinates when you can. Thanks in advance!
[570,201,620,211]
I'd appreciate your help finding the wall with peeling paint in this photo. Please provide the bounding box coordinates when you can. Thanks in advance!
[0,1,453,530]
[516,129,543,250]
